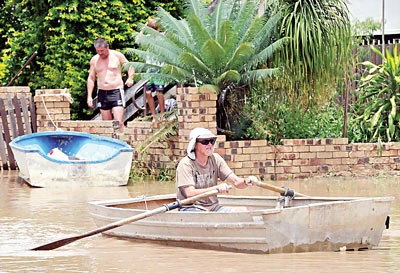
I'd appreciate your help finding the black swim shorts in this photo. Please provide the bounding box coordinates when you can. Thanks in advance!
[144,83,165,93]
[97,88,125,110]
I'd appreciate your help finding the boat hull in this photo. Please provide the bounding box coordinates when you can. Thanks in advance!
[88,194,394,253]
[10,131,134,187]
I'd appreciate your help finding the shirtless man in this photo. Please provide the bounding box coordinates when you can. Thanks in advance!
[87,37,134,132]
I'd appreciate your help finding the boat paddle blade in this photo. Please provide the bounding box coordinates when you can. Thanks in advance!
[31,234,89,251]
[256,181,307,197]
[31,188,220,251]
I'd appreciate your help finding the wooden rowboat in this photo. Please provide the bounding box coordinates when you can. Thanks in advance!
[9,130,133,187]
[88,194,394,254]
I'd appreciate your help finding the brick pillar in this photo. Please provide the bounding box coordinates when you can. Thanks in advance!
[176,86,220,157]
[34,89,72,132]
[0,86,31,99]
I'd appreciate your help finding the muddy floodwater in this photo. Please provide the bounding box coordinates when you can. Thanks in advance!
[0,170,399,273]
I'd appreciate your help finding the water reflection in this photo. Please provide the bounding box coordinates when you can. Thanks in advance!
[0,171,399,273]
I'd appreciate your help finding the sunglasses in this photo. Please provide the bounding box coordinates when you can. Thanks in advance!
[197,139,216,145]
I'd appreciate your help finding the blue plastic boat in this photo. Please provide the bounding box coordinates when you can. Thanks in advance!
[9,131,133,187]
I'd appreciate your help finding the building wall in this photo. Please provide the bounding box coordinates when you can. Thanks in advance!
[34,88,400,181]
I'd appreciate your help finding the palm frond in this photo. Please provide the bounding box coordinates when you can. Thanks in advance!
[123,60,150,73]
[242,68,280,83]
[186,13,212,53]
[199,84,220,93]
[251,12,280,52]
[157,7,193,47]
[125,48,167,68]
[216,20,237,51]
[133,35,182,65]
[209,0,229,39]
[225,42,254,71]
[213,70,241,85]
[183,0,209,22]
[232,0,260,40]
[162,64,194,82]
[179,51,213,75]
[247,38,288,69]
[125,48,152,63]
[200,39,226,70]
[238,16,265,47]
[139,71,178,85]
[227,0,245,21]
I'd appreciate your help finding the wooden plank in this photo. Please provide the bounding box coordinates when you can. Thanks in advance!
[125,79,148,103]
[20,93,32,134]
[0,100,9,170]
[0,98,15,169]
[29,94,37,133]
[12,94,24,136]
[123,93,145,121]
[6,93,18,139]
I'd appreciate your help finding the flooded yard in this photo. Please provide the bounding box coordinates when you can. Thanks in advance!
[0,171,399,273]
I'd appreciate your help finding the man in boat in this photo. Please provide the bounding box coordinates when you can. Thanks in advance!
[176,127,259,212]
[87,37,135,133]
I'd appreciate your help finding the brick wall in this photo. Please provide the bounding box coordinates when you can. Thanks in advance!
[33,88,400,180]
[34,89,72,131]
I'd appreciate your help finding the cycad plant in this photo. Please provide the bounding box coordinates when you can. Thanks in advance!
[350,44,400,143]
[126,0,286,132]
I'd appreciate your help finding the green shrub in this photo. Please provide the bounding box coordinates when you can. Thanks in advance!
[244,87,344,144]
[350,44,400,143]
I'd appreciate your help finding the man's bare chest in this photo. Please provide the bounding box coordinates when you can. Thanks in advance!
[95,56,121,73]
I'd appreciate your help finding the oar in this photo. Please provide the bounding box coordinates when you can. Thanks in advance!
[255,181,307,197]
[31,188,221,251]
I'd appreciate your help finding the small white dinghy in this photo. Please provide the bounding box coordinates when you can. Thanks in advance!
[9,130,133,187]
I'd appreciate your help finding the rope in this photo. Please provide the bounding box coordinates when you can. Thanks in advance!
[136,195,149,210]
[36,89,73,130]
[36,90,74,103]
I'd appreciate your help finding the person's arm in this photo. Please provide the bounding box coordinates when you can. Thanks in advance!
[125,65,135,87]
[86,58,96,108]
[214,153,258,189]
[182,182,231,198]
[118,52,134,88]
[226,173,259,189]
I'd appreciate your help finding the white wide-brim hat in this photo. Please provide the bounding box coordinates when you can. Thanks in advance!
[187,128,217,160]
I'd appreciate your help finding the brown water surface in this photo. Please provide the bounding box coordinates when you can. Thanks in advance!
[0,171,399,273]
